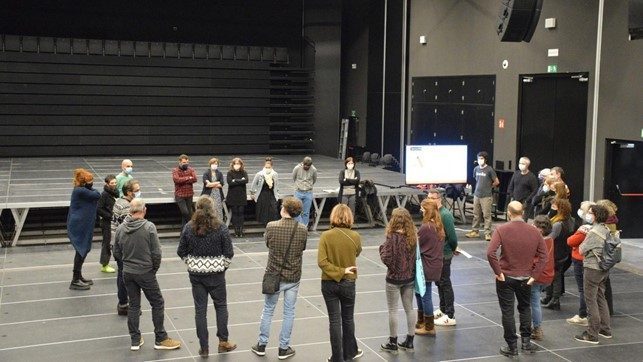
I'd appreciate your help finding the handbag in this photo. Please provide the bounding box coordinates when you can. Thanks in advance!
[414,241,427,297]
[262,224,299,294]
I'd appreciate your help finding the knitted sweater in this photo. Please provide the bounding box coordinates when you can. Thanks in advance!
[177,221,234,275]
[379,232,415,285]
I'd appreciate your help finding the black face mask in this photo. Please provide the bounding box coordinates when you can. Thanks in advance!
[180,164,189,171]
[548,209,557,218]
[85,182,93,189]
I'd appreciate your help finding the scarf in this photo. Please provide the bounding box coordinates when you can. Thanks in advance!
[344,169,355,180]
[263,168,274,188]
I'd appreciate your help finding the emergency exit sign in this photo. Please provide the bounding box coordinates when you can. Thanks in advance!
[547,65,558,73]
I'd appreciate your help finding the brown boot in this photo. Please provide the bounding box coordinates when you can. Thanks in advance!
[531,326,544,341]
[218,339,237,353]
[424,314,436,336]
[414,310,425,330]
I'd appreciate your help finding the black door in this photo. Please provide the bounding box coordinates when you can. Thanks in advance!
[604,139,643,238]
[517,73,589,210]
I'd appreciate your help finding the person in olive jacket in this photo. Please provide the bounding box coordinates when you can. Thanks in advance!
[226,157,248,237]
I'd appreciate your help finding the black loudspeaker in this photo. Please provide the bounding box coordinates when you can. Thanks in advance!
[497,0,543,42]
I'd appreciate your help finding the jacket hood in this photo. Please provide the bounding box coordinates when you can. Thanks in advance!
[122,215,147,234]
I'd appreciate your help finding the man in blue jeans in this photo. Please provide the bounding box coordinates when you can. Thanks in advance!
[251,197,308,360]
[292,157,317,228]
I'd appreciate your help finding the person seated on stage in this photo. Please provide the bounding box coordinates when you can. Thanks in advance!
[338,157,360,217]
[251,157,280,227]
[116,159,134,197]
[292,156,317,228]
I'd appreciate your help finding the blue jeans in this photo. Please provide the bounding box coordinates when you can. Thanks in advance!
[258,281,300,349]
[530,283,545,328]
[573,259,587,318]
[294,190,313,226]
[321,279,359,362]
[415,281,434,315]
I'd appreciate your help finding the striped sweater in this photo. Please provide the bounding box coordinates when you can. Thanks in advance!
[177,221,234,274]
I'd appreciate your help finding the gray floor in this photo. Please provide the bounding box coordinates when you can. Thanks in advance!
[1,227,642,361]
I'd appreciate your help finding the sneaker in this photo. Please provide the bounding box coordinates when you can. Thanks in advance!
[250,343,266,356]
[485,234,492,241]
[101,264,116,273]
[574,331,599,345]
[117,303,129,316]
[278,346,295,360]
[69,280,91,290]
[198,347,209,358]
[465,230,479,238]
[433,309,444,318]
[131,337,144,351]
[352,349,364,359]
[154,338,181,350]
[434,315,457,326]
[598,330,613,339]
[566,314,589,326]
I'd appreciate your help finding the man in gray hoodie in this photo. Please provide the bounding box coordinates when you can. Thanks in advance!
[114,198,181,351]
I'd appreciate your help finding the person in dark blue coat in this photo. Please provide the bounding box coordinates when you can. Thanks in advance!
[67,168,101,290]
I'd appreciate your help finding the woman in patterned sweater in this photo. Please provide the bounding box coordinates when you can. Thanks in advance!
[177,196,236,357]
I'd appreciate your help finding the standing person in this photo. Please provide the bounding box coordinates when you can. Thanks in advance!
[337,157,361,217]
[318,204,363,362]
[575,204,612,344]
[426,189,459,326]
[542,198,574,310]
[465,151,500,241]
[251,197,307,360]
[507,157,539,209]
[566,201,595,327]
[112,179,141,315]
[116,159,134,197]
[379,208,417,353]
[114,198,181,351]
[596,199,618,315]
[486,201,547,357]
[177,196,236,357]
[534,176,558,217]
[292,156,317,228]
[530,215,555,341]
[226,157,249,237]
[97,175,118,273]
[67,168,101,290]
[201,157,225,223]
[251,157,280,227]
[414,199,444,337]
[173,154,198,230]
[526,168,551,219]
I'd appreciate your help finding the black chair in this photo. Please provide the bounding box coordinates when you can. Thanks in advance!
[275,47,288,63]
[194,44,207,59]
[222,45,235,60]
[88,39,103,55]
[249,46,262,61]
[22,36,38,52]
[104,40,119,55]
[38,37,55,53]
[56,38,71,54]
[72,38,87,54]
[3,35,21,51]
[208,45,221,60]
[135,41,149,57]
[165,43,178,58]
[150,42,164,57]
[179,43,192,59]
[262,47,275,62]
[235,46,248,60]
[119,40,134,56]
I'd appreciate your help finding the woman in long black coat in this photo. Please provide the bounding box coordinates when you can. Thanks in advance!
[226,157,248,237]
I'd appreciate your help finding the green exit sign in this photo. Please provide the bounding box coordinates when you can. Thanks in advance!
[547,65,558,73]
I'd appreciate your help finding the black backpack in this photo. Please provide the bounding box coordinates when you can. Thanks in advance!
[591,229,622,271]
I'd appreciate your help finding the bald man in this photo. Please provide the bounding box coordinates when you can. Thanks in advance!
[487,201,547,357]
[116,159,134,197]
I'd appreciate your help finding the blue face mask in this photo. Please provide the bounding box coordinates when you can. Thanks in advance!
[125,167,133,174]
[134,191,141,199]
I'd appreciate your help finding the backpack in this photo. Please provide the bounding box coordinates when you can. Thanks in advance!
[592,229,622,271]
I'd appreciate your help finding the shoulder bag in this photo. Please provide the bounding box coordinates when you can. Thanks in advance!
[262,224,299,294]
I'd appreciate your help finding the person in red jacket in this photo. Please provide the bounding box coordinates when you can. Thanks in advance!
[565,201,595,326]
[173,154,198,230]
[487,201,547,357]
[530,215,555,340]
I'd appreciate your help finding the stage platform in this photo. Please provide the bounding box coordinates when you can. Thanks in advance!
[1,228,642,361]
[0,154,426,246]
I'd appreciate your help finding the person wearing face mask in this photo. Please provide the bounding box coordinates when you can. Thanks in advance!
[112,179,141,315]
[526,168,550,219]
[292,156,318,228]
[337,157,361,217]
[67,168,101,290]
[550,166,571,198]
[465,151,500,241]
[202,158,225,223]
[173,154,198,230]
[226,157,249,237]
[532,176,557,217]
[565,201,596,327]
[541,198,574,310]
[507,157,539,217]
[251,157,280,227]
[97,175,119,274]
[595,199,617,316]
[116,159,134,197]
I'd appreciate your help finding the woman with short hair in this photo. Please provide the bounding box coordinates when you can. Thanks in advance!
[318,204,363,362]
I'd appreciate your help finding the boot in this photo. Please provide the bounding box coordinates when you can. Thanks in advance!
[544,298,560,310]
[380,336,398,353]
[499,344,518,357]
[79,275,93,285]
[397,335,414,351]
[416,315,436,336]
[239,226,245,237]
[217,339,237,353]
[234,226,240,237]
[69,279,90,290]
[531,326,544,341]
[521,336,538,354]
[414,310,424,329]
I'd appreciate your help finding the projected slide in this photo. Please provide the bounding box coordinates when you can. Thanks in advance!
[405,145,468,184]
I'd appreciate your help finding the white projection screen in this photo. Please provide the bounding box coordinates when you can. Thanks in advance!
[405,145,468,184]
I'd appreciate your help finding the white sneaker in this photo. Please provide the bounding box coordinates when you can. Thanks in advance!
[434,315,457,326]
[433,309,444,318]
[566,314,589,326]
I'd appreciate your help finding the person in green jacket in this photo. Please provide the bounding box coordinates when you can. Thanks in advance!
[426,189,459,326]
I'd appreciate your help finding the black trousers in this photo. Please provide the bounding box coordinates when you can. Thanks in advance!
[176,197,194,230]
[496,278,532,348]
[116,258,129,305]
[230,205,245,228]
[321,279,358,362]
[437,257,455,318]
[72,251,87,281]
[99,219,111,266]
[123,270,168,344]
[190,273,229,349]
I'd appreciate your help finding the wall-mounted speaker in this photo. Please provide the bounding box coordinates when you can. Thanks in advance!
[497,0,543,42]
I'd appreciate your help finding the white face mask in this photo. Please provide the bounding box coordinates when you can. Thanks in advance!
[542,185,550,192]
[518,164,527,172]
[134,191,141,199]
[210,164,218,171]
[347,163,354,170]
[577,209,584,219]
[233,165,241,171]
[477,158,485,166]
[264,167,272,174]
[584,214,594,224]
